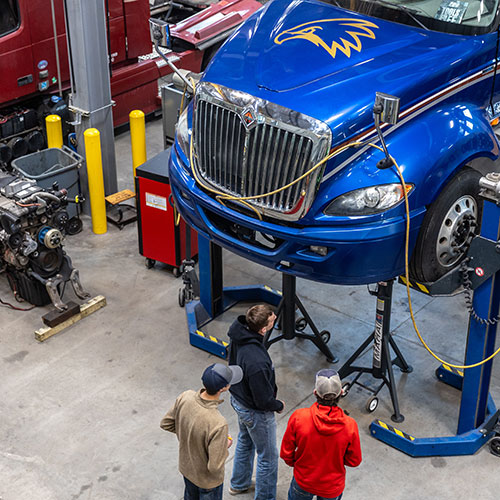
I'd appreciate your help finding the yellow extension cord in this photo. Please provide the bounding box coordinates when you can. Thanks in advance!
[182,76,500,368]
[392,153,500,370]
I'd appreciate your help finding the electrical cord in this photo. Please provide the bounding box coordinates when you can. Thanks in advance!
[391,151,500,370]
[0,295,36,311]
[460,260,500,325]
[2,273,36,311]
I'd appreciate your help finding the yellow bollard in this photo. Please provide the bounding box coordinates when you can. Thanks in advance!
[46,114,63,149]
[129,110,146,179]
[84,128,107,235]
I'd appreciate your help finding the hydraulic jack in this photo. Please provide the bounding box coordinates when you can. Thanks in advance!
[339,279,412,422]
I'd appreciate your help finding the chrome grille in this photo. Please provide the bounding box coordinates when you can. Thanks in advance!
[192,83,331,221]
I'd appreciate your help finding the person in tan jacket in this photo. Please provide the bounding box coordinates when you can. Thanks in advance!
[161,363,243,499]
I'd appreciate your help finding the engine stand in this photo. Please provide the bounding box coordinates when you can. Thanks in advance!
[339,279,412,422]
[264,273,338,363]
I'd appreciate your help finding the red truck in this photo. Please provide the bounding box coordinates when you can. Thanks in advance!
[0,0,262,162]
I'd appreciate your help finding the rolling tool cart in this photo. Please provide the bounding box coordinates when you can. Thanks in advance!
[135,148,197,275]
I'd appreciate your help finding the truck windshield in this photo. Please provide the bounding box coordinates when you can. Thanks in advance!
[329,0,500,35]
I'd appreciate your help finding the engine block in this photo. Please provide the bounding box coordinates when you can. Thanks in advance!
[0,172,89,310]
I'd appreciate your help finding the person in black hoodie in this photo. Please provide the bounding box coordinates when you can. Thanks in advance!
[227,304,284,500]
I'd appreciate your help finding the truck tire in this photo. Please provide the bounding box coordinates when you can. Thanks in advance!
[410,167,482,283]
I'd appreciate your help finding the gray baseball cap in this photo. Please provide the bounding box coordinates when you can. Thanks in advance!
[315,369,342,398]
[202,363,243,393]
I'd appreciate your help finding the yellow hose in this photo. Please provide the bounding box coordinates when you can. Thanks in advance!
[391,153,500,370]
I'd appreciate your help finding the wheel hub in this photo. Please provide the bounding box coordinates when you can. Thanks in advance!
[436,195,477,268]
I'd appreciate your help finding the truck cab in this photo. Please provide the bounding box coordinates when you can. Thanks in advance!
[168,0,500,285]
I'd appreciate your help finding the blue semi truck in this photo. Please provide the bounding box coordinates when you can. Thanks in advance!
[168,0,500,285]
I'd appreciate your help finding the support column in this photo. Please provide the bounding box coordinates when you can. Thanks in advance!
[64,0,117,211]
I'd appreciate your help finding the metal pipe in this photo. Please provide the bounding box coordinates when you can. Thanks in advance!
[153,39,193,92]
[50,0,63,97]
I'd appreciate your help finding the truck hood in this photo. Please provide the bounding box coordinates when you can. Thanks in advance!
[254,0,425,92]
[205,0,490,140]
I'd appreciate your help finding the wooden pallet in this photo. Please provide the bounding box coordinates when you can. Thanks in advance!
[35,295,107,342]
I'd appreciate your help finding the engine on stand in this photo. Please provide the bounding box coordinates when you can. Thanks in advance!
[0,172,89,311]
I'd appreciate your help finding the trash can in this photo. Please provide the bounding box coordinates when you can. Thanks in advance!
[11,146,83,217]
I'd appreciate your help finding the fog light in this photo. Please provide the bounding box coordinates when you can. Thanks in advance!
[310,246,328,256]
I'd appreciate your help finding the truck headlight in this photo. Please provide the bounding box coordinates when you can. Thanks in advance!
[175,107,190,159]
[324,183,413,216]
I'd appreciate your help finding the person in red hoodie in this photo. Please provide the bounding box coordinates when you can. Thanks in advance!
[280,369,362,500]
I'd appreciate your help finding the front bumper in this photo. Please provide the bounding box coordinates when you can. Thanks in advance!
[169,145,425,285]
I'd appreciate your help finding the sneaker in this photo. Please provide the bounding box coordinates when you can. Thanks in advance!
[228,482,255,495]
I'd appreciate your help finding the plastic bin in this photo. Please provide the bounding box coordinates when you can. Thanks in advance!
[11,146,83,218]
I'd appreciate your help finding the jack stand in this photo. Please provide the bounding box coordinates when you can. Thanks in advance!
[339,279,412,423]
[264,273,338,363]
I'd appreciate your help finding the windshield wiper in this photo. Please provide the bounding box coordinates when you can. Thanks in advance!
[370,0,431,31]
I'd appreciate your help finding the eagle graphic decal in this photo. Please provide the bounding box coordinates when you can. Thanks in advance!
[274,18,379,60]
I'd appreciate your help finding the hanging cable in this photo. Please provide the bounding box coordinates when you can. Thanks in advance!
[389,151,500,370]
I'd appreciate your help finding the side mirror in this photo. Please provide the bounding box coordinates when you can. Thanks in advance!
[149,18,171,49]
[373,92,401,169]
[374,92,400,125]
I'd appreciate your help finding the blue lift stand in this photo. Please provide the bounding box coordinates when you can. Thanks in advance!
[339,279,413,423]
[263,272,338,363]
[185,236,282,358]
[370,172,500,457]
[184,236,337,362]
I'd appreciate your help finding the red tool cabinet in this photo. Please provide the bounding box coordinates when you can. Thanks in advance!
[135,149,197,275]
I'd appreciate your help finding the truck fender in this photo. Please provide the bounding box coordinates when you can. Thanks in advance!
[375,102,499,208]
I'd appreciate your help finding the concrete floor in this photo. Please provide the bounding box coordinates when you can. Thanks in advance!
[2,119,500,500]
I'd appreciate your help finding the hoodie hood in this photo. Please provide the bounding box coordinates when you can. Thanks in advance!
[311,403,348,435]
[227,315,263,345]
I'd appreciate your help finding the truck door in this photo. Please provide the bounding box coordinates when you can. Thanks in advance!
[0,0,36,104]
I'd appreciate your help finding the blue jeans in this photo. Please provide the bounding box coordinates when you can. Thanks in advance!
[230,396,278,500]
[183,476,223,500]
[288,477,343,500]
